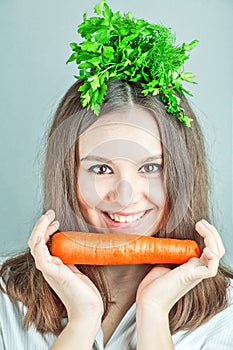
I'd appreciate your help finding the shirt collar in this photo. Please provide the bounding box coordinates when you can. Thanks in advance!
[95,302,136,349]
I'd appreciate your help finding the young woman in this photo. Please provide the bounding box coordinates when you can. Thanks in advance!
[1,79,233,350]
[1,1,233,348]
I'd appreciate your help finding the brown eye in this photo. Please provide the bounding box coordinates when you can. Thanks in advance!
[138,163,162,174]
[89,164,113,175]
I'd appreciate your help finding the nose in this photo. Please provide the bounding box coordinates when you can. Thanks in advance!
[116,179,133,207]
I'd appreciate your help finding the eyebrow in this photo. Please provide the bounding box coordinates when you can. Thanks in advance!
[80,154,163,163]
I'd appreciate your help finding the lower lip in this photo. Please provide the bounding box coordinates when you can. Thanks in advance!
[101,210,151,229]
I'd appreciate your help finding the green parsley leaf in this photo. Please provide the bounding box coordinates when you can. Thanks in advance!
[67,1,198,127]
[94,0,106,15]
[81,41,100,52]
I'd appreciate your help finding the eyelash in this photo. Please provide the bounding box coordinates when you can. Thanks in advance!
[88,163,163,175]
[88,164,113,175]
[138,163,163,174]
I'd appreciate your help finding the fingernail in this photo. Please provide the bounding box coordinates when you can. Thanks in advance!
[201,219,209,225]
[45,209,55,221]
[52,220,60,229]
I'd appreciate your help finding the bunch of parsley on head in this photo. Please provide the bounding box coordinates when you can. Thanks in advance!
[67,0,198,127]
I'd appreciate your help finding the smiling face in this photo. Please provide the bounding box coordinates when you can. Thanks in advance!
[77,107,166,236]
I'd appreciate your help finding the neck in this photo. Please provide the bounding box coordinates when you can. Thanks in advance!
[103,264,152,301]
[101,264,152,347]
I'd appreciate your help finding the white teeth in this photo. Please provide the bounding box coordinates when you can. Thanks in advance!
[107,211,146,223]
[119,216,125,223]
[126,215,133,223]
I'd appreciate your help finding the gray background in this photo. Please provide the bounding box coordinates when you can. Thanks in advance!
[0,0,232,265]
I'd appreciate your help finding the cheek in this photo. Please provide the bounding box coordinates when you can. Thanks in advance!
[148,177,166,209]
[77,170,114,209]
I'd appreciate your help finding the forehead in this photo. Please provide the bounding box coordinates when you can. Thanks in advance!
[79,108,162,160]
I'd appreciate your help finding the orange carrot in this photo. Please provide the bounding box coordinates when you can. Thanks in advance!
[50,231,201,265]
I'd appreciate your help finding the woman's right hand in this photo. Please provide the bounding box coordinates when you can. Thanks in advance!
[28,209,104,324]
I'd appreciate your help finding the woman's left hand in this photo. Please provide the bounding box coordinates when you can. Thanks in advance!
[136,219,225,314]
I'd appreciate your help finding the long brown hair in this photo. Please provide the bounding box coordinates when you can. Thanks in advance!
[1,79,232,336]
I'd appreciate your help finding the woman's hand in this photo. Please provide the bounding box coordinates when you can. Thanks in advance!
[136,219,225,314]
[136,219,225,349]
[28,210,104,323]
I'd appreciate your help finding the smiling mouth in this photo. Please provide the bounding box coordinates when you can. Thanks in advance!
[103,210,149,223]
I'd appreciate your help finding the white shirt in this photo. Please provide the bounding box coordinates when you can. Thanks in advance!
[1,270,233,349]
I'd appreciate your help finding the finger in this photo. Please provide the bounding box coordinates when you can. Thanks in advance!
[33,210,56,237]
[149,266,171,280]
[30,222,58,258]
[201,220,225,257]
[140,266,171,290]
[28,209,56,247]
[45,220,60,242]
[200,247,220,278]
[32,234,62,273]
[195,220,225,258]
[29,220,58,259]
[67,264,83,275]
